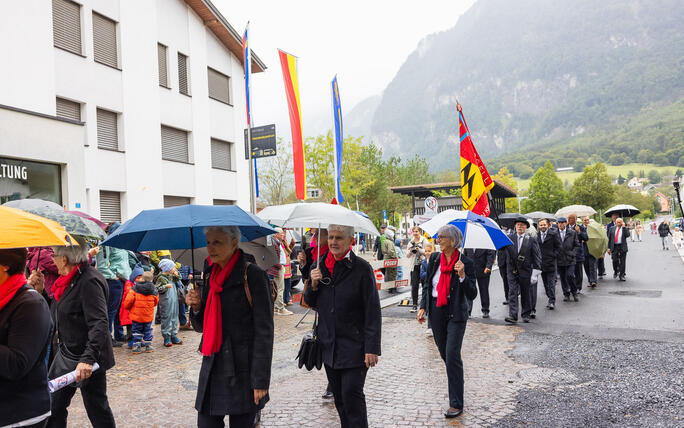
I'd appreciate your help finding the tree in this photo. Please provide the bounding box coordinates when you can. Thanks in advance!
[652,153,669,166]
[679,155,684,167]
[571,163,615,212]
[617,174,626,185]
[637,149,653,164]
[608,153,629,165]
[259,139,295,205]
[517,164,535,179]
[627,170,635,180]
[676,168,683,177]
[492,167,519,212]
[523,161,566,213]
[639,170,645,178]
[647,169,661,184]
[573,158,587,171]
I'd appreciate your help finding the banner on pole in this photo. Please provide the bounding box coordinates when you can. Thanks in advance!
[331,76,344,203]
[459,104,493,217]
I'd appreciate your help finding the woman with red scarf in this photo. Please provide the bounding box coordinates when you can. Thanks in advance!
[0,248,53,428]
[417,224,477,419]
[186,226,274,428]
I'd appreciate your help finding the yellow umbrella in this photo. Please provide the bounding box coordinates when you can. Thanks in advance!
[0,206,77,249]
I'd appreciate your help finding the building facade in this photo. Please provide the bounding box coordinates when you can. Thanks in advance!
[0,0,265,222]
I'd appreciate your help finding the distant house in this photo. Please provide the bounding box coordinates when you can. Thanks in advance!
[627,177,647,190]
[653,191,671,213]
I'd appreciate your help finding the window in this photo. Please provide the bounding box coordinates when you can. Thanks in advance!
[52,0,82,55]
[163,195,191,208]
[213,199,235,206]
[157,43,168,87]
[92,12,118,68]
[178,53,190,95]
[210,138,233,170]
[99,191,121,223]
[207,67,231,104]
[96,108,118,150]
[56,98,81,121]
[161,125,189,163]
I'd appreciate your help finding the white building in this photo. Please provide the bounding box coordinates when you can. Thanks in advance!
[0,0,265,222]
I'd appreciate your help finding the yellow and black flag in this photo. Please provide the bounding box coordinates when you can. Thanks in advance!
[458,104,494,216]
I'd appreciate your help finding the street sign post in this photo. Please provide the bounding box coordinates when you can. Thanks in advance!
[244,124,277,159]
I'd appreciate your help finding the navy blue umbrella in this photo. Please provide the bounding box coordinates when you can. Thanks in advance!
[101,204,276,251]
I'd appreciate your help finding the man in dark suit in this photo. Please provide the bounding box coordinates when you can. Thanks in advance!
[568,214,588,292]
[581,216,599,287]
[556,217,580,302]
[607,217,630,281]
[463,248,496,318]
[536,218,560,310]
[505,218,542,324]
[599,214,619,277]
[497,228,514,306]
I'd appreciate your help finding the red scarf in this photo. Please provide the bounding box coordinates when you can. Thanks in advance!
[201,249,241,356]
[52,264,82,303]
[311,245,329,263]
[0,273,27,312]
[436,251,459,307]
[324,247,352,277]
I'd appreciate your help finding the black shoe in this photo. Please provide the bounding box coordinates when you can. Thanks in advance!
[530,311,536,319]
[410,305,417,313]
[504,317,517,324]
[547,303,555,310]
[112,340,123,348]
[444,408,463,418]
[573,294,579,302]
[502,301,509,305]
[613,273,618,279]
[619,276,626,281]
[590,282,597,287]
[522,318,530,323]
[482,311,490,319]
[563,295,571,302]
[322,391,334,399]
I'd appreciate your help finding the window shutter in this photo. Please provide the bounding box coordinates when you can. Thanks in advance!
[207,68,231,104]
[52,0,81,55]
[97,108,118,150]
[158,43,168,87]
[161,125,189,163]
[211,139,232,170]
[99,191,121,223]
[213,199,235,206]
[56,98,81,121]
[178,53,189,95]
[92,12,118,68]
[163,196,191,208]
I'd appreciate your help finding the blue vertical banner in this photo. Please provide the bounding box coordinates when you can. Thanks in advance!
[243,23,258,199]
[331,76,344,203]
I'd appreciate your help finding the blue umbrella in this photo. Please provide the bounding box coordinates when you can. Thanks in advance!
[420,209,513,250]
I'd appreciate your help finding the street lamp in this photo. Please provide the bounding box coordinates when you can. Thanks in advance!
[673,176,683,217]
[517,196,529,214]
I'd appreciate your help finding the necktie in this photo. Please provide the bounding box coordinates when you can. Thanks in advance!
[615,227,620,243]
[518,235,523,252]
[542,232,546,242]
[561,231,565,241]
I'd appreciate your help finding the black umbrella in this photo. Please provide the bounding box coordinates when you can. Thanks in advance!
[497,213,528,229]
[604,204,641,218]
[524,211,557,222]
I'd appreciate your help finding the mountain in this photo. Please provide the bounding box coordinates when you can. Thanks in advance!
[364,0,684,172]
[344,94,381,139]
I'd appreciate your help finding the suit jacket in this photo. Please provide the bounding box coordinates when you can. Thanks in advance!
[496,229,515,269]
[505,234,542,280]
[537,229,560,272]
[420,252,478,322]
[303,251,381,369]
[608,225,630,253]
[569,223,588,261]
[556,228,579,266]
[463,248,496,278]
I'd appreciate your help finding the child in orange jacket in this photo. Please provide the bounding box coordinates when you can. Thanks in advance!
[120,265,145,349]
[123,271,159,353]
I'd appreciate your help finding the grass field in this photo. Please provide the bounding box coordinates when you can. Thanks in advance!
[515,163,679,190]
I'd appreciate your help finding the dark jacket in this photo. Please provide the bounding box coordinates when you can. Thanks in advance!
[608,225,630,253]
[190,251,274,415]
[537,229,561,272]
[505,234,542,279]
[658,223,672,237]
[0,285,53,426]
[419,259,429,282]
[420,252,478,322]
[303,251,382,369]
[463,249,496,278]
[53,264,115,370]
[373,236,384,260]
[556,228,579,266]
[496,229,514,270]
[569,223,588,261]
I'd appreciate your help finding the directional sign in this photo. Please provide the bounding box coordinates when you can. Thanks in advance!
[244,124,277,159]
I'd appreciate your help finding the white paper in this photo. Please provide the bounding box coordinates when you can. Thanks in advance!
[48,362,100,393]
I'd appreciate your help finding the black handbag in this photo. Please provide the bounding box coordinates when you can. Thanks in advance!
[48,343,84,388]
[296,312,323,371]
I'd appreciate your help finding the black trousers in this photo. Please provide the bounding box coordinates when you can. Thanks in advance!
[47,370,115,428]
[574,260,584,291]
[499,265,509,302]
[429,301,467,409]
[467,275,491,313]
[410,264,422,306]
[583,256,598,284]
[197,411,256,428]
[597,257,606,276]
[558,265,576,297]
[541,270,556,304]
[324,365,369,428]
[507,273,531,320]
[612,250,627,277]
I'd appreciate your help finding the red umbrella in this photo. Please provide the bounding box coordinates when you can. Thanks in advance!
[67,210,108,230]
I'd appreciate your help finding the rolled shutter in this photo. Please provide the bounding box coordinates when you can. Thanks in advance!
[213,199,235,206]
[178,53,189,95]
[56,98,81,121]
[163,196,191,208]
[161,125,189,163]
[207,68,231,104]
[210,139,232,170]
[52,0,82,55]
[97,108,118,150]
[99,191,121,223]
[93,12,118,68]
[158,43,168,87]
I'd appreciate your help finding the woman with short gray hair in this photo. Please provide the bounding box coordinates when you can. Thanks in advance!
[47,237,116,428]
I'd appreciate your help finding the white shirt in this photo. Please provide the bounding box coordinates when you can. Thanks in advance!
[278,242,287,265]
[560,229,566,241]
[431,262,466,298]
[516,234,525,252]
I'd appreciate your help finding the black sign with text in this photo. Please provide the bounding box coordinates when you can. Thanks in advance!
[244,124,277,159]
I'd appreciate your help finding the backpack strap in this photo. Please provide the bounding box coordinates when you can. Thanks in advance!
[243,261,253,308]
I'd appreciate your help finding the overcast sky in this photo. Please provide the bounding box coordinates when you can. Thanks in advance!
[213,0,475,138]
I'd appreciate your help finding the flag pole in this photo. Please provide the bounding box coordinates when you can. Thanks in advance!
[331,76,340,203]
[244,22,256,213]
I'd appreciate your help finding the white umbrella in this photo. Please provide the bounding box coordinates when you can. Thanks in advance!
[555,205,597,218]
[420,209,513,250]
[258,203,380,236]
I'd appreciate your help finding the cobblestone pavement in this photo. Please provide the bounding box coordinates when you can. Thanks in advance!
[64,314,557,427]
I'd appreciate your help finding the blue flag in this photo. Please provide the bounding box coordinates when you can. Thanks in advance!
[331,76,344,203]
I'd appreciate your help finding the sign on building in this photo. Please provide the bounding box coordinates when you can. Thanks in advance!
[244,124,277,159]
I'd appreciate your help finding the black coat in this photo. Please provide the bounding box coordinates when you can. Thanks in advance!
[658,223,672,237]
[556,228,579,266]
[505,234,542,279]
[420,252,478,322]
[608,226,630,253]
[463,248,496,278]
[190,251,274,415]
[0,285,53,426]
[303,251,382,369]
[537,229,561,272]
[569,223,588,261]
[53,264,115,370]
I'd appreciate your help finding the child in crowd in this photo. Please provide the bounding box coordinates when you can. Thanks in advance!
[155,259,183,347]
[123,271,159,353]
[120,265,145,349]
